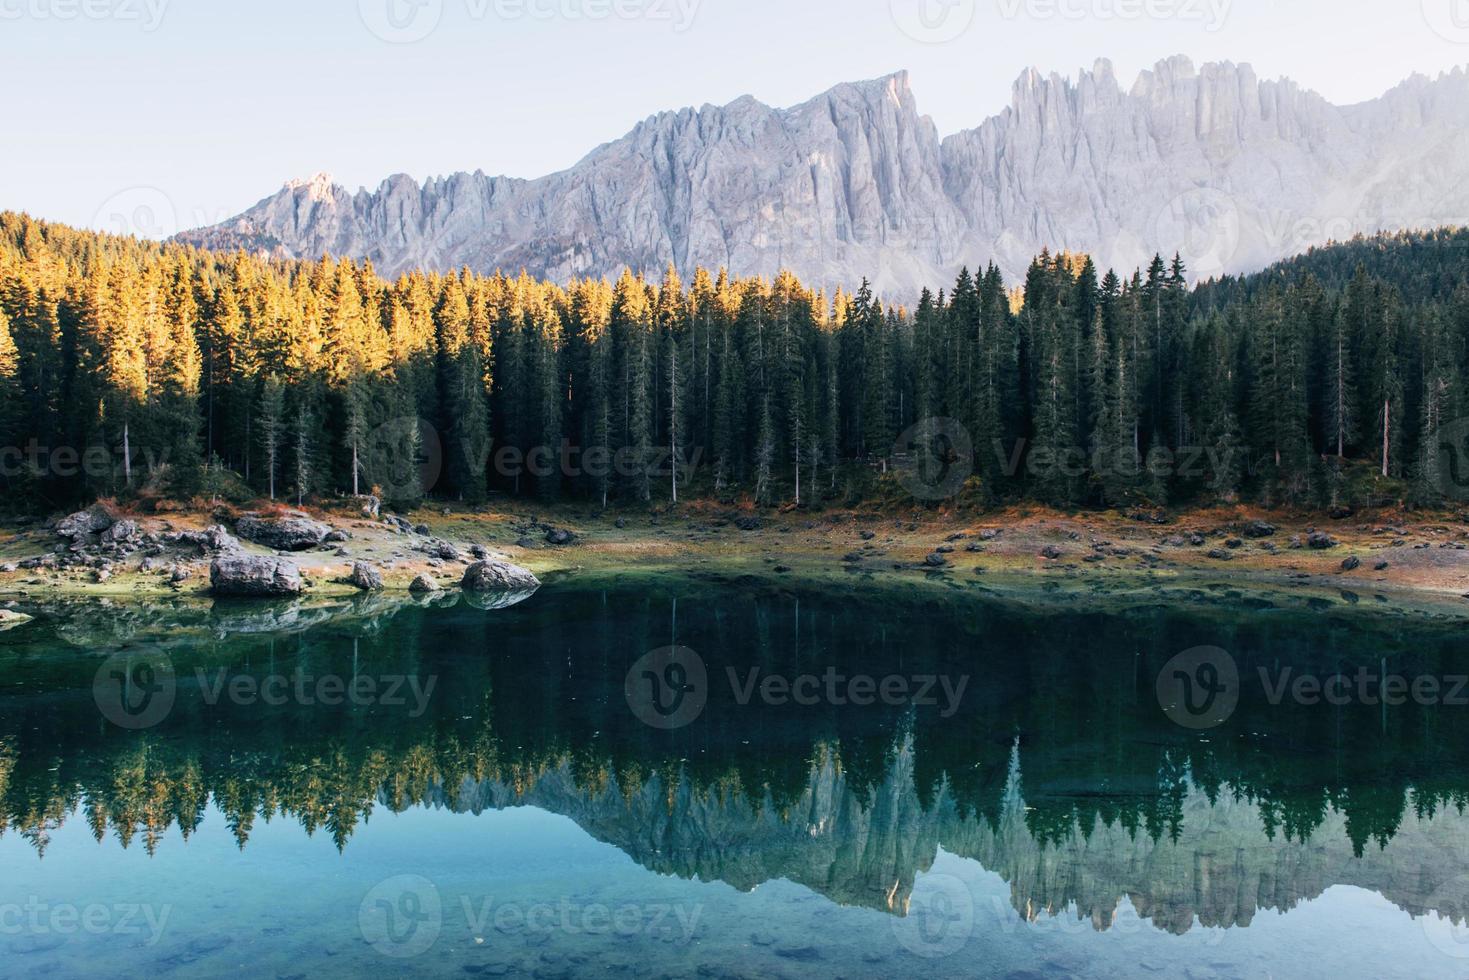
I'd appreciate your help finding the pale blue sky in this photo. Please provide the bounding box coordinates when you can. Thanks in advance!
[4,0,1466,236]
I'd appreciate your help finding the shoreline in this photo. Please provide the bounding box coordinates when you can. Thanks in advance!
[2,501,1468,621]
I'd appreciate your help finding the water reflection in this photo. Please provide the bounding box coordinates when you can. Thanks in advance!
[3,580,1469,941]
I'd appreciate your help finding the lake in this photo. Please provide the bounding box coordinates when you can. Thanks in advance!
[3,577,1469,978]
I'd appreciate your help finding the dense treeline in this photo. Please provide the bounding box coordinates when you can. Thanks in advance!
[1,212,1466,512]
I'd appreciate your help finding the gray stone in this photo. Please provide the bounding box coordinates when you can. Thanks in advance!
[236,514,332,551]
[462,560,541,593]
[409,573,441,594]
[210,556,304,597]
[348,562,384,591]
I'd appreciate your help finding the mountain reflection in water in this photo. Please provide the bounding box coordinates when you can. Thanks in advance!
[3,579,1469,950]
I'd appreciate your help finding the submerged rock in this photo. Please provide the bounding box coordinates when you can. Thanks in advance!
[462,560,540,593]
[0,609,33,631]
[210,556,304,597]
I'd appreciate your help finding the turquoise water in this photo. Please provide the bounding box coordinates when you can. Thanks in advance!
[4,580,1469,978]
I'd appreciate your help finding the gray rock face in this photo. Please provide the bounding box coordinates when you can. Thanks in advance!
[236,514,332,551]
[461,560,540,593]
[210,556,304,597]
[181,58,1469,294]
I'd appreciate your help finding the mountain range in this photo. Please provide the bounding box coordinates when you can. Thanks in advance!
[178,56,1469,295]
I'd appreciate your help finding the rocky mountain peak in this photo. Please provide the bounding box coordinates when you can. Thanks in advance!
[180,57,1469,295]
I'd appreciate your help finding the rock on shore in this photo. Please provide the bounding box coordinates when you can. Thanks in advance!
[210,556,305,597]
[235,513,333,551]
[462,560,540,593]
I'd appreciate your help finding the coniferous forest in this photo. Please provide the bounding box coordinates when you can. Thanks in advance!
[1,211,1467,514]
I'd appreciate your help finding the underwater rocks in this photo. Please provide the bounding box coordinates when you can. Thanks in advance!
[0,609,33,630]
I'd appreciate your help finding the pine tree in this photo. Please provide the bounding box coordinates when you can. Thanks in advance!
[257,374,285,500]
[0,309,19,482]
[1325,305,1358,459]
[1370,289,1406,479]
[1414,308,1458,502]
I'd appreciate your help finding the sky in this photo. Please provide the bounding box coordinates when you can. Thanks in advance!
[4,0,1467,238]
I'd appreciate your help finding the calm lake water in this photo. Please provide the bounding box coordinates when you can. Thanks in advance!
[4,578,1469,978]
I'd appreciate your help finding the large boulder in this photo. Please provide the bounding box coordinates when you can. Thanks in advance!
[56,505,114,541]
[210,556,304,597]
[462,560,540,593]
[236,514,333,551]
[348,562,384,591]
[1242,520,1277,539]
[409,573,442,594]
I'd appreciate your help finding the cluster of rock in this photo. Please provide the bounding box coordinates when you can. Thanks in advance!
[16,504,239,586]
[14,505,541,605]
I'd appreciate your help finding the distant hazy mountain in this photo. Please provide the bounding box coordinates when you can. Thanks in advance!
[179,56,1469,294]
